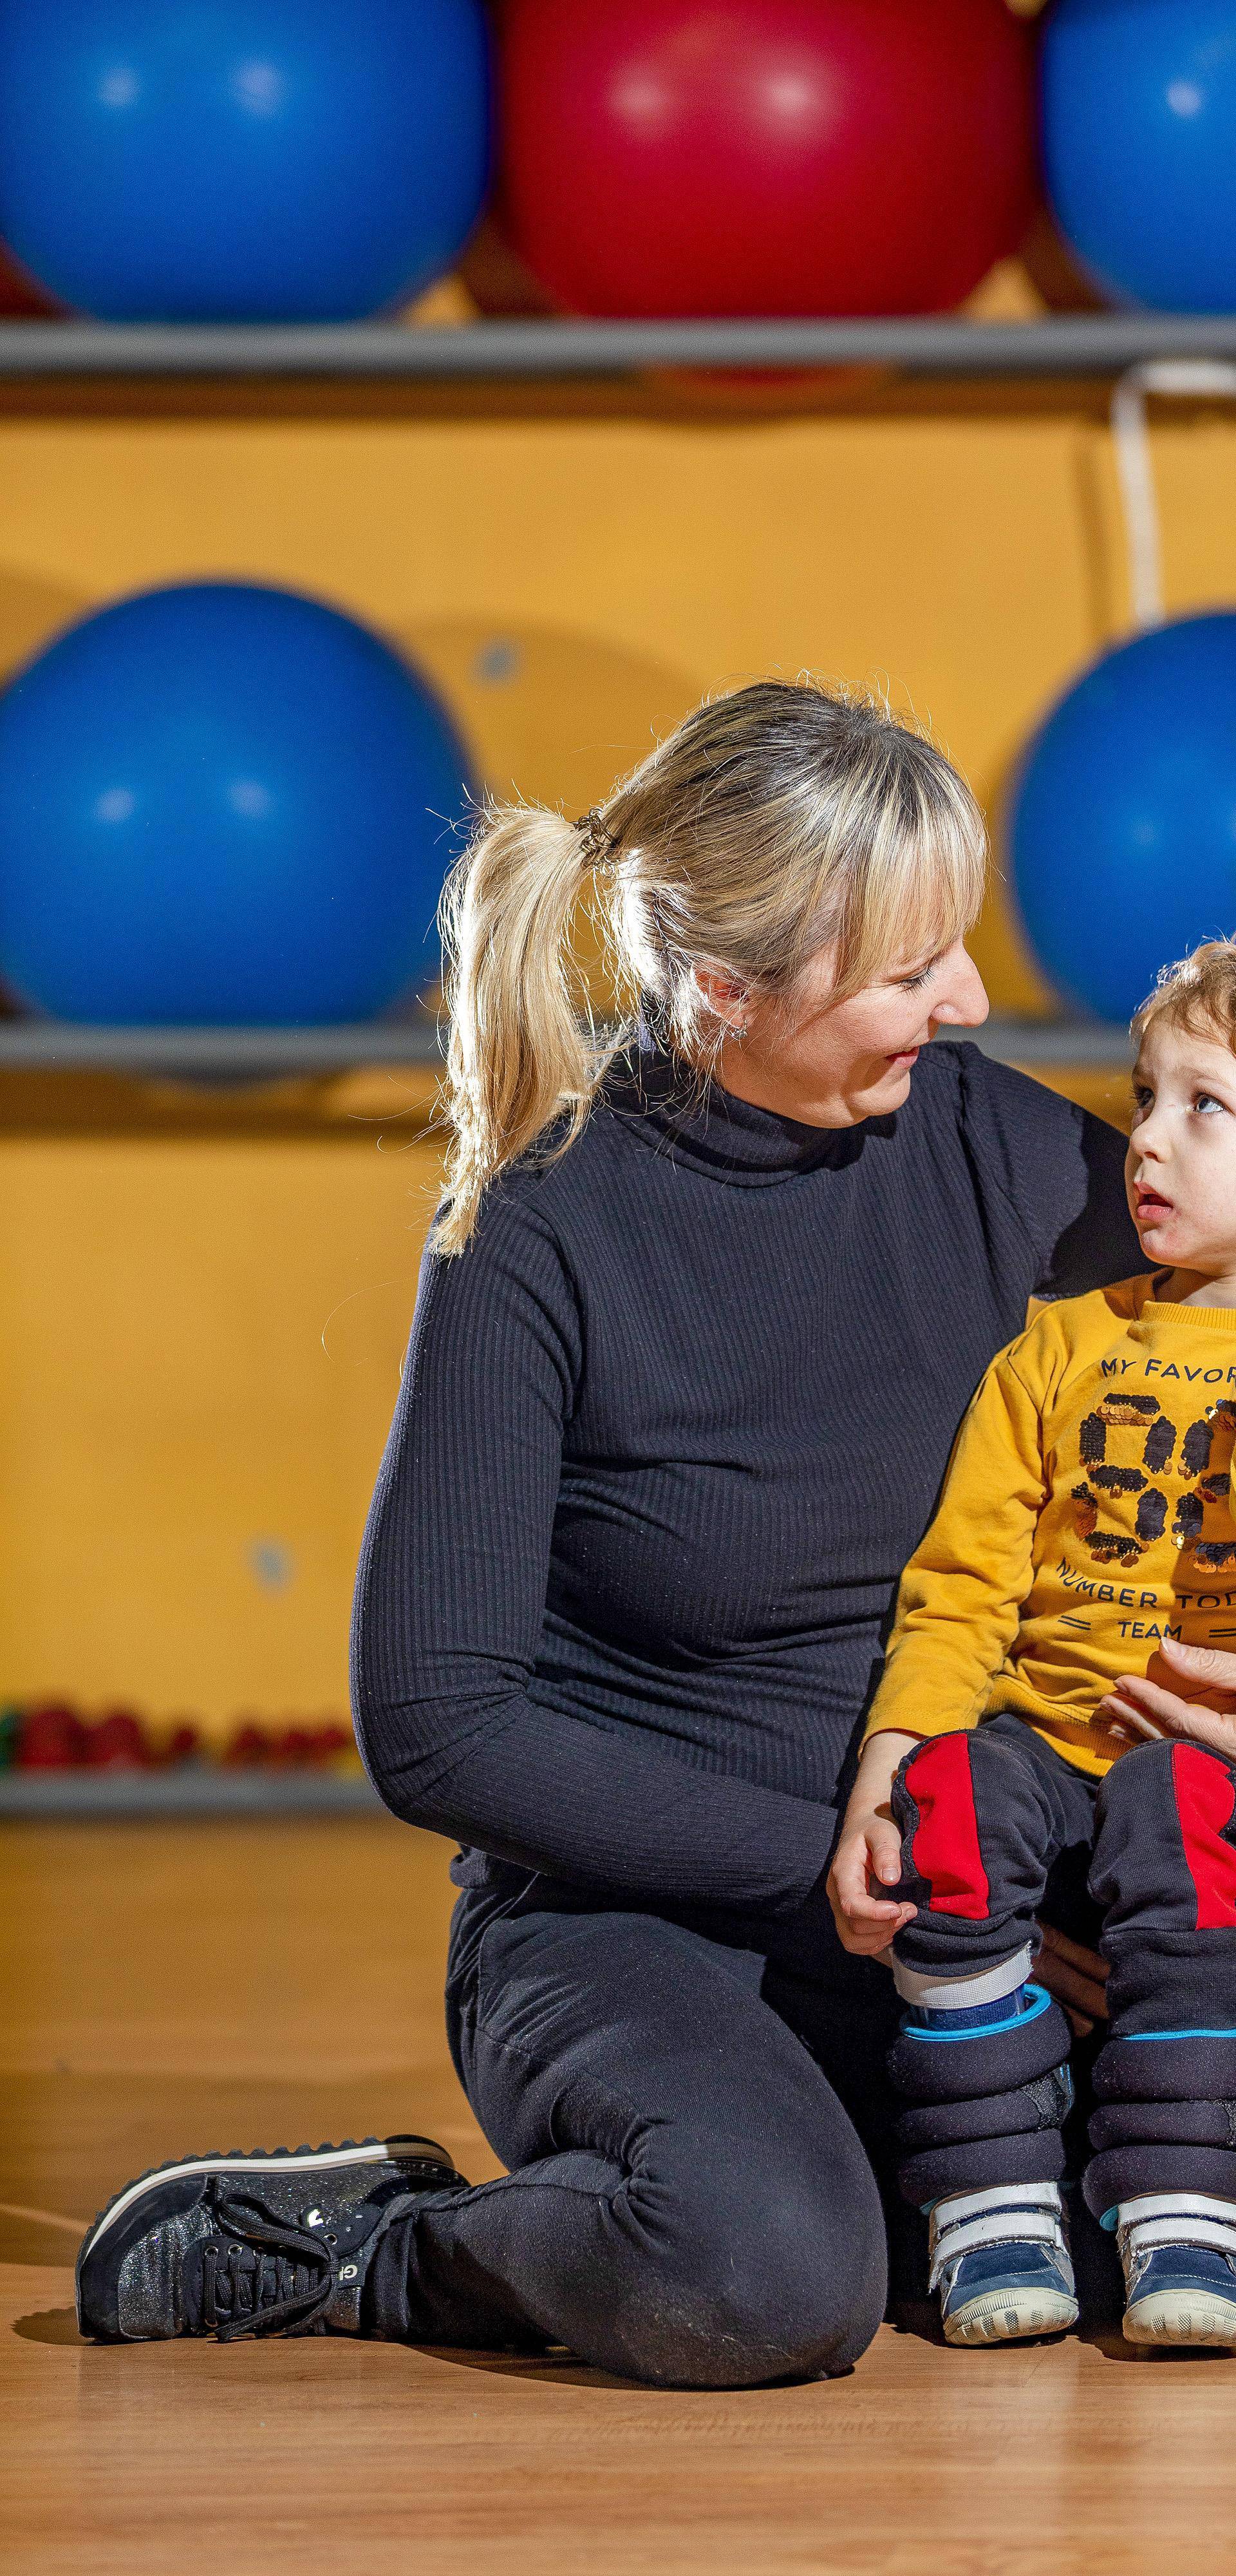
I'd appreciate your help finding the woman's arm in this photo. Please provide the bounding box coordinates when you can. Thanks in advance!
[959,1049,1142,1298]
[351,1200,834,1913]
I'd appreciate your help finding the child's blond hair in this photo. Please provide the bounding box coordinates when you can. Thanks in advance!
[1134,938,1236,1053]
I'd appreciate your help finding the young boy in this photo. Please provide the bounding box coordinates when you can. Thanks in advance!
[831,938,1236,2349]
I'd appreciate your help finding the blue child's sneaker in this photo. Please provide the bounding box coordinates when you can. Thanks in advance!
[930,2182,1078,2345]
[1118,2195,1236,2347]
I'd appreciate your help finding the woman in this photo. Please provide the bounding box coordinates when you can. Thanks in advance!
[77,681,1142,2380]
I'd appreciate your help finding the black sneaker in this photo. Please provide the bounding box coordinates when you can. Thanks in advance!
[76,2135,465,2344]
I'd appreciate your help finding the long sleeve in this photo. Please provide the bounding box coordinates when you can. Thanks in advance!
[350,1198,833,1913]
[957,1050,1141,1299]
[862,1340,1048,1745]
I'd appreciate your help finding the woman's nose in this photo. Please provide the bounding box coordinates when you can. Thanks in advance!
[932,945,990,1030]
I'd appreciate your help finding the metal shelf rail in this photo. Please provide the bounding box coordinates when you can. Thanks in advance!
[0,1766,384,1819]
[0,1016,1132,1076]
[2,315,1236,382]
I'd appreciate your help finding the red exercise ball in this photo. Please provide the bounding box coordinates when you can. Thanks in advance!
[492,0,1038,319]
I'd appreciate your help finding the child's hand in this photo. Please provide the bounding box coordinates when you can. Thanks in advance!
[827,1731,919,1957]
[1098,1637,1236,1765]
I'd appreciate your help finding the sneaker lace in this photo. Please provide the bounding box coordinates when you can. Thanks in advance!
[201,2184,419,2342]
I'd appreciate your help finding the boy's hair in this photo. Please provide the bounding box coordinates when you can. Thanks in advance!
[1133,937,1236,1053]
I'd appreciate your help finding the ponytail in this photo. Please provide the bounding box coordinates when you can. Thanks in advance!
[435,805,617,1256]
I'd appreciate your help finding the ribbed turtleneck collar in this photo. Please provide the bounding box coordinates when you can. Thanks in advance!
[601,1039,875,1185]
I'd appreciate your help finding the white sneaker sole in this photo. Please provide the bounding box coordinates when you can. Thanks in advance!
[1124,2291,1236,2348]
[944,2287,1079,2346]
[81,2137,449,2255]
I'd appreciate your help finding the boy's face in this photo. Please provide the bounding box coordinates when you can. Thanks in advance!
[1127,1016,1236,1282]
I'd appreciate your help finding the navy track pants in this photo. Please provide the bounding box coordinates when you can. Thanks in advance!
[888,1714,1236,2217]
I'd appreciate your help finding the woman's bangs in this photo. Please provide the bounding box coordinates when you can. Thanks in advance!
[840,802,985,994]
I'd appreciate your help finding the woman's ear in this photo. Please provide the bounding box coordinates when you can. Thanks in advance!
[694,963,750,1032]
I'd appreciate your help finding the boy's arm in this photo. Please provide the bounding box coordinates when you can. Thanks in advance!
[864,1345,1047,1747]
[828,1346,1047,1956]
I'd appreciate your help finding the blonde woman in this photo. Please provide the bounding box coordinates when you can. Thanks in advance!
[78,682,1139,2383]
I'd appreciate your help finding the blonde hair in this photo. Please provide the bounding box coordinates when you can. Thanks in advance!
[435,677,987,1254]
[1134,938,1236,1053]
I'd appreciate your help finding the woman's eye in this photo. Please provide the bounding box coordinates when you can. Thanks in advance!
[897,967,931,992]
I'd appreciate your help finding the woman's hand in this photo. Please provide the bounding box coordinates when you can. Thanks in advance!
[827,1731,919,1957]
[1097,1636,1236,1765]
[1032,1922,1108,2038]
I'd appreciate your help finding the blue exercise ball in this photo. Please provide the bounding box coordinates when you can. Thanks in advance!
[0,0,490,321]
[1010,614,1236,1025]
[1042,0,1236,312]
[0,583,471,1025]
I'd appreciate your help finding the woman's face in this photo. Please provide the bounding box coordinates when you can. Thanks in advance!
[704,934,991,1128]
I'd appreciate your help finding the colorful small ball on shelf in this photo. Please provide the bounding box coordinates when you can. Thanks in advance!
[87,1709,154,1769]
[14,1703,90,1768]
[1,1700,356,1771]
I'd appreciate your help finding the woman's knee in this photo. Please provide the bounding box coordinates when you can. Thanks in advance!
[613,2119,888,2388]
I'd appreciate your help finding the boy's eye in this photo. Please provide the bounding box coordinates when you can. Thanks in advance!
[1195,1092,1228,1115]
[1131,1086,1152,1115]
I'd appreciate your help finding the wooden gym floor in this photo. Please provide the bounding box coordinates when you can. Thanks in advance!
[6,1817,1236,2575]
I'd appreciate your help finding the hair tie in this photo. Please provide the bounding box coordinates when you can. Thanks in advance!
[575,807,612,866]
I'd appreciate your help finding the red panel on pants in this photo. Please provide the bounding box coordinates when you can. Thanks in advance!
[1172,1740,1236,1932]
[905,1734,991,1920]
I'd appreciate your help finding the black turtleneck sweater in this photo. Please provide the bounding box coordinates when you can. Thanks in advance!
[351,1042,1140,1922]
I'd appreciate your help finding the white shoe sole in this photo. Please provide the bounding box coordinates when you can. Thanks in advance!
[80,2137,450,2255]
[944,2287,1079,2346]
[1124,2291,1236,2348]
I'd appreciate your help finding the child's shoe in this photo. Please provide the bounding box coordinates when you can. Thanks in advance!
[930,2181,1078,2345]
[1118,2195,1236,2347]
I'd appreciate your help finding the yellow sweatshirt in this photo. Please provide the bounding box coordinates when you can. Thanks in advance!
[864,1278,1236,1779]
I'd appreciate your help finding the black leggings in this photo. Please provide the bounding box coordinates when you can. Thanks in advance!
[366,1882,903,2387]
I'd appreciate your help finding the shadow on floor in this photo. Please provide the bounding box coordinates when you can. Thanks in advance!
[13,2307,79,2345]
